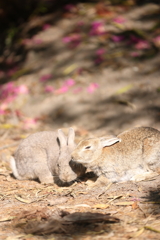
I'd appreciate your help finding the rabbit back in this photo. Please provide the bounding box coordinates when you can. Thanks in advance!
[99,127,160,181]
[116,127,160,163]
[12,131,60,182]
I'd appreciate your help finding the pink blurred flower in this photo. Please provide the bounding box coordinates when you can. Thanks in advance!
[64,4,75,11]
[87,83,99,93]
[129,35,142,44]
[96,48,105,55]
[130,51,142,57]
[0,109,5,115]
[154,35,160,41]
[135,40,150,50]
[76,68,83,75]
[111,35,125,42]
[153,35,160,47]
[73,87,83,93]
[62,34,81,47]
[45,85,54,93]
[62,36,72,43]
[55,86,69,94]
[23,118,38,129]
[14,85,28,94]
[64,78,75,86]
[113,17,126,24]
[128,36,151,49]
[23,37,43,45]
[70,34,81,42]
[95,56,103,65]
[6,96,17,103]
[77,21,84,26]
[0,102,7,115]
[42,24,51,31]
[33,38,43,45]
[15,109,23,118]
[0,103,8,110]
[0,82,15,100]
[131,197,141,202]
[40,74,53,82]
[0,82,28,103]
[22,38,31,45]
[89,21,106,36]
[53,79,75,94]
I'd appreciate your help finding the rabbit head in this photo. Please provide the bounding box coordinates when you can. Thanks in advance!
[57,128,77,183]
[71,135,121,167]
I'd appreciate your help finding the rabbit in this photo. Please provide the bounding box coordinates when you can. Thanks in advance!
[10,128,86,185]
[71,127,160,184]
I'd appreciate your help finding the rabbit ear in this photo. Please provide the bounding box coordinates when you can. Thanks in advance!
[100,136,121,148]
[58,129,67,147]
[67,128,75,146]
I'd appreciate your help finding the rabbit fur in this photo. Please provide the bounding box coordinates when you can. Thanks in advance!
[71,127,160,183]
[10,128,85,185]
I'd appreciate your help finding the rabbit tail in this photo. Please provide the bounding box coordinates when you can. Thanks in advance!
[10,156,22,180]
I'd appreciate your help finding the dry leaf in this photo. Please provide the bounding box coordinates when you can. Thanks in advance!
[145,226,160,233]
[97,182,113,198]
[108,195,123,203]
[15,195,32,203]
[116,84,133,95]
[132,201,139,209]
[63,64,77,75]
[116,99,136,109]
[114,201,133,206]
[6,234,30,240]
[0,124,15,129]
[0,216,15,222]
[92,204,109,209]
[132,227,144,238]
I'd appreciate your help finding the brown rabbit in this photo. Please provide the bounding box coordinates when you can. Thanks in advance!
[10,128,86,185]
[71,127,160,184]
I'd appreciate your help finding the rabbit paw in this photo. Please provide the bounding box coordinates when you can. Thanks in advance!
[131,172,159,182]
[86,175,110,189]
[40,176,54,184]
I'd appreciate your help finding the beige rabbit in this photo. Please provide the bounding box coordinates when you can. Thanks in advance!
[71,127,160,184]
[10,128,86,185]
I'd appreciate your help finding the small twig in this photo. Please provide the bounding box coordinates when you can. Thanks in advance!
[107,195,123,204]
[97,182,112,199]
[145,226,160,233]
[0,142,19,151]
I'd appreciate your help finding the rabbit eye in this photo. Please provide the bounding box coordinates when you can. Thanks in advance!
[85,146,91,149]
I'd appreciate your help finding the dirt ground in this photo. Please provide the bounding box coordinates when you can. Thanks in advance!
[0,2,160,240]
